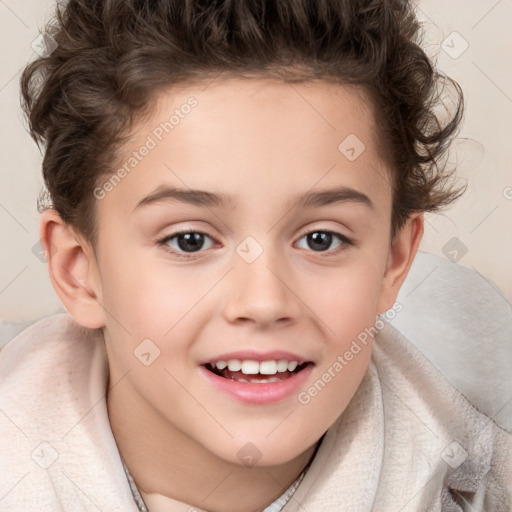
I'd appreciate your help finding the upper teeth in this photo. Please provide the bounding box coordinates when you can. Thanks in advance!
[212,359,300,375]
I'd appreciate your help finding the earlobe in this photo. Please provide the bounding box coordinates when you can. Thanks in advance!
[376,214,424,314]
[40,209,106,329]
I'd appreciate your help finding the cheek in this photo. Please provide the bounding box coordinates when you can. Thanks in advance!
[305,262,384,339]
[98,251,215,375]
[99,245,184,330]
[301,254,385,422]
[297,275,379,427]
[300,344,372,436]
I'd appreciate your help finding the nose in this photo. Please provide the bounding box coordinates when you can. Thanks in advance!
[221,250,301,328]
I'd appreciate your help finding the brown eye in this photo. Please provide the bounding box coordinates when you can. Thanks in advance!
[175,233,206,252]
[295,231,350,252]
[160,231,215,254]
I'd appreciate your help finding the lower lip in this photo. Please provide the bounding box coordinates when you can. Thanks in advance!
[199,364,314,405]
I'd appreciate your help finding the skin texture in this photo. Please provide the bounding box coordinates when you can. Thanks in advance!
[41,77,423,511]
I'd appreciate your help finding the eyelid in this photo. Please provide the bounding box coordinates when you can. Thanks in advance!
[297,227,352,242]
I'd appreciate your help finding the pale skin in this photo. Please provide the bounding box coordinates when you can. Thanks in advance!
[41,77,423,511]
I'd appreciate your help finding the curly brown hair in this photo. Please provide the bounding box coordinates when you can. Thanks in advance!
[21,0,465,246]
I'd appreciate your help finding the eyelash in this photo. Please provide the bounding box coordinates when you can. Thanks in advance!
[156,229,353,259]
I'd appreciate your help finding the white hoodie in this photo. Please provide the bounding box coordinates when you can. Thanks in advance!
[0,312,510,511]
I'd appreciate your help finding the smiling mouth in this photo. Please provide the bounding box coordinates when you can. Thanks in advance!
[203,361,312,384]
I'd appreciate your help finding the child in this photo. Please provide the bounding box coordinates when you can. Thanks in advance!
[0,0,510,510]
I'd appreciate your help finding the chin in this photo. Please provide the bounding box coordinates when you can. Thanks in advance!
[206,433,316,469]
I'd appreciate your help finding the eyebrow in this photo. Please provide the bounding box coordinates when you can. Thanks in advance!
[132,184,374,212]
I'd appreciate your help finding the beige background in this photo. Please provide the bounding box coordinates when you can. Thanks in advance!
[1,0,511,321]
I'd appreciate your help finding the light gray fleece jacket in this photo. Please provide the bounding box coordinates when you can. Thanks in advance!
[0,313,510,511]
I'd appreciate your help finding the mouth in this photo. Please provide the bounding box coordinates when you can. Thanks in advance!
[203,359,313,384]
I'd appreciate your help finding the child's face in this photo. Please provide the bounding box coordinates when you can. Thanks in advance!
[86,77,413,466]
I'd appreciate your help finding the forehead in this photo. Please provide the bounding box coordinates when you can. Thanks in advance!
[102,77,392,215]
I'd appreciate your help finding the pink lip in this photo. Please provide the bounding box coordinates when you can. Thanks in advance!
[199,350,311,365]
[199,363,314,405]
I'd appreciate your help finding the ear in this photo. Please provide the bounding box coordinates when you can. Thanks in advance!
[40,209,106,329]
[376,213,424,314]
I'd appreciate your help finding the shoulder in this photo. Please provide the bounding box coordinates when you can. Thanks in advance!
[390,250,512,432]
[0,314,138,510]
[372,320,512,510]
[0,313,99,382]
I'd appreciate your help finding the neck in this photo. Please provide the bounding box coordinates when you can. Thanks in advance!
[107,373,318,512]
